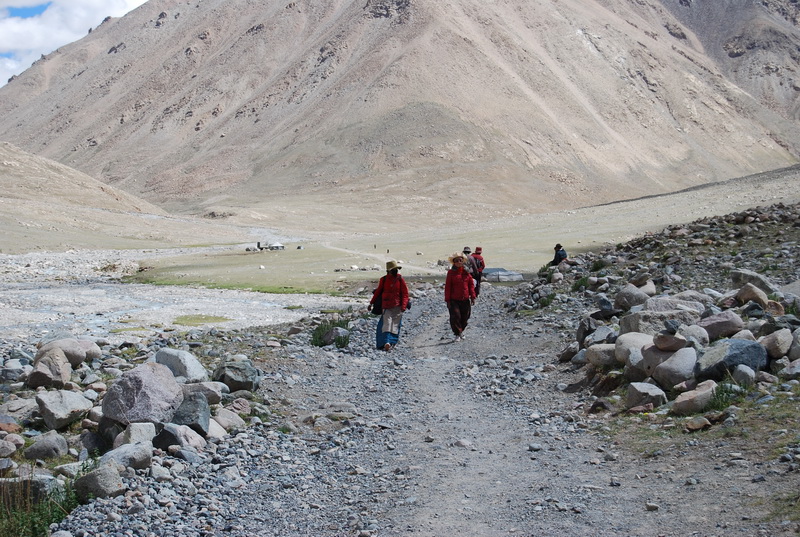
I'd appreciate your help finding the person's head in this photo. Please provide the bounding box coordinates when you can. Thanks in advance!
[386,260,401,274]
[462,246,471,255]
[554,243,562,251]
[448,252,466,268]
[474,247,482,255]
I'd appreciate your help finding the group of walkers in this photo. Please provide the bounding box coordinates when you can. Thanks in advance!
[367,246,486,351]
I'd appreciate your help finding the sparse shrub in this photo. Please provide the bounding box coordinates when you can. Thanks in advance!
[539,293,556,308]
[310,319,350,348]
[707,381,743,412]
[571,276,589,292]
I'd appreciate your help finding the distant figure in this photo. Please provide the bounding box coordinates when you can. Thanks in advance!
[471,246,486,296]
[445,252,476,342]
[368,260,409,351]
[549,243,577,266]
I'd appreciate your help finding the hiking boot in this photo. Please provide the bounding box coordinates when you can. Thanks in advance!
[383,343,392,351]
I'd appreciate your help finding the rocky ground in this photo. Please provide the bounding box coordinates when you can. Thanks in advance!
[2,203,800,537]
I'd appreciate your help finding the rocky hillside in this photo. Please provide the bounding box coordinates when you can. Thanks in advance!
[0,0,798,232]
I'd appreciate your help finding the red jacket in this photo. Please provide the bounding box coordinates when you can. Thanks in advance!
[445,267,476,302]
[471,254,485,273]
[370,273,409,310]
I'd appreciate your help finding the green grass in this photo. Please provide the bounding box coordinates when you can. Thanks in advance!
[571,276,589,292]
[173,314,232,326]
[310,319,351,348]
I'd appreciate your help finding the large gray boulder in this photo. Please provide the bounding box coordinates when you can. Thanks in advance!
[730,268,780,296]
[672,380,717,416]
[36,338,101,368]
[36,390,93,430]
[626,382,667,409]
[73,464,125,502]
[620,310,700,336]
[212,356,262,392]
[615,332,653,365]
[23,430,68,460]
[102,363,184,426]
[100,442,153,470]
[653,347,698,389]
[696,310,744,341]
[614,284,650,311]
[155,348,209,383]
[27,347,72,388]
[696,339,768,381]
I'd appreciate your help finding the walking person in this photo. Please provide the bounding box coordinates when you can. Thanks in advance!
[445,252,476,342]
[471,246,486,296]
[368,260,409,351]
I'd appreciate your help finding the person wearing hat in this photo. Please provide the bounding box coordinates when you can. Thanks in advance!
[471,246,486,296]
[445,252,476,342]
[549,243,576,266]
[368,260,409,351]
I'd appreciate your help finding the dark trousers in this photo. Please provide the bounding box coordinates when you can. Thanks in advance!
[448,299,472,335]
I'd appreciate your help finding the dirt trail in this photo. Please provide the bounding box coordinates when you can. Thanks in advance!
[313,290,797,537]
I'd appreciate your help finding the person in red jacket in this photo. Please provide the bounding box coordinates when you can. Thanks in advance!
[368,260,409,351]
[471,246,486,296]
[444,252,476,342]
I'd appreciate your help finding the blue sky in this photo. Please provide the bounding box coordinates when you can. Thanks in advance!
[0,1,147,87]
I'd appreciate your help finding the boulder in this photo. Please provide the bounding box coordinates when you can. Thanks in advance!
[585,344,617,368]
[102,363,184,426]
[36,338,101,368]
[212,356,262,392]
[27,348,72,388]
[73,464,125,502]
[730,268,780,296]
[696,339,768,381]
[615,332,653,365]
[736,283,769,309]
[620,310,700,336]
[153,423,207,451]
[155,348,209,383]
[644,297,705,315]
[23,430,68,460]
[36,390,93,430]
[614,284,650,311]
[626,382,667,410]
[696,310,744,341]
[100,442,153,470]
[672,380,717,415]
[171,392,211,437]
[760,328,793,360]
[653,347,698,389]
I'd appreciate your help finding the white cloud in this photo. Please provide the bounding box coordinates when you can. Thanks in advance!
[0,0,148,87]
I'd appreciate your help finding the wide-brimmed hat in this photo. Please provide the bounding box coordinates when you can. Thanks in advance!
[475,246,483,254]
[386,260,401,271]
[448,252,466,264]
[462,246,472,254]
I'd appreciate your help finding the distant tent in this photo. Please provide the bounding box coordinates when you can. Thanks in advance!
[482,267,523,282]
[268,242,285,250]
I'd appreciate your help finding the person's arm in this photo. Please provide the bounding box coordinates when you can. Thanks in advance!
[400,277,409,310]
[444,271,452,302]
[468,273,476,301]
[369,276,385,305]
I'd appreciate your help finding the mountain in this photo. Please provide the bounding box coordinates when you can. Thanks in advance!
[0,142,255,253]
[0,0,798,233]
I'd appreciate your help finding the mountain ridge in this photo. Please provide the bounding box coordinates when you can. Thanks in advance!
[0,0,798,232]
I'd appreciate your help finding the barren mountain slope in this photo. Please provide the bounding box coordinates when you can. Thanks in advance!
[0,0,798,233]
[0,143,258,253]
[662,0,800,121]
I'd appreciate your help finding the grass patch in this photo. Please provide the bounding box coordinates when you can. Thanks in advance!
[310,319,351,348]
[571,276,589,292]
[173,314,232,326]
[0,484,79,537]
